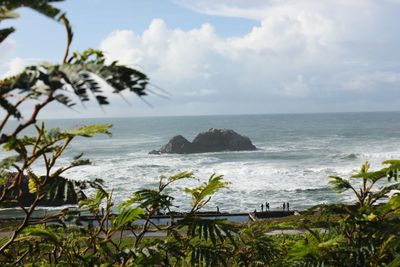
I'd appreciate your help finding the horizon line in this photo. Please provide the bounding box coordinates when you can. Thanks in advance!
[34,109,400,121]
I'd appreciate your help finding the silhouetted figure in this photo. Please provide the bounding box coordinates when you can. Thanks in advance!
[261,203,264,212]
[217,206,220,213]
[287,202,290,211]
[266,202,270,211]
[283,202,286,210]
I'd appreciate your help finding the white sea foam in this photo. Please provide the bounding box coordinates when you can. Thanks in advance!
[3,113,400,212]
[61,154,355,211]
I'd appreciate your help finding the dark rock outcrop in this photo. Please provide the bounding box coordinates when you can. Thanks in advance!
[192,128,257,153]
[0,173,86,208]
[150,128,257,154]
[152,135,194,154]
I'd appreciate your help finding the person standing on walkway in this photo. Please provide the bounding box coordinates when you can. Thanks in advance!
[261,203,264,212]
[287,202,290,211]
[283,202,286,210]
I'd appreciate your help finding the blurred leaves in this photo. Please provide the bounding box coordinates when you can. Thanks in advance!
[0,58,148,118]
[179,217,237,246]
[329,176,353,194]
[0,0,65,43]
[184,174,230,211]
[65,124,112,137]
[112,207,144,230]
[20,226,60,245]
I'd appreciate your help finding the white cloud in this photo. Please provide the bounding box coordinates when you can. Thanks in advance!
[181,89,217,97]
[1,57,27,78]
[95,1,400,115]
[101,19,221,86]
[280,75,310,97]
[343,71,400,91]
[0,38,17,75]
[0,38,16,55]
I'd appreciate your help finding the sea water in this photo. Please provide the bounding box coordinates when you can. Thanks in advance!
[2,112,400,212]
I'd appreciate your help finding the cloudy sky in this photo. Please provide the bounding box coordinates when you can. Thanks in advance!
[1,0,400,118]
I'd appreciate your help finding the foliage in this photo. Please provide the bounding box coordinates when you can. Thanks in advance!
[1,1,400,266]
[0,0,149,262]
[0,171,285,266]
[0,0,148,144]
[286,161,400,266]
[184,174,230,213]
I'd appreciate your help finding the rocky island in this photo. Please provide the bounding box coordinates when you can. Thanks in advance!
[150,128,257,154]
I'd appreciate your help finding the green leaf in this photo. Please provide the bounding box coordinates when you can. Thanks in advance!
[1,137,30,161]
[329,176,352,193]
[27,171,40,193]
[188,242,230,267]
[236,226,281,265]
[370,183,400,203]
[68,48,105,64]
[0,7,19,21]
[388,194,400,211]
[184,174,230,210]
[168,171,194,183]
[70,153,91,167]
[125,189,174,211]
[0,27,14,43]
[20,226,60,245]
[178,217,238,246]
[79,187,109,214]
[382,159,400,167]
[383,160,400,181]
[387,256,400,267]
[351,169,387,183]
[0,0,65,45]
[1,0,64,21]
[0,155,22,169]
[64,124,112,137]
[112,207,145,230]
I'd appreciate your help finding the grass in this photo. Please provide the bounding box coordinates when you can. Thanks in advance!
[252,206,346,232]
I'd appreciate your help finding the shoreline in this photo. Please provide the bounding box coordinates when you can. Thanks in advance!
[0,209,298,224]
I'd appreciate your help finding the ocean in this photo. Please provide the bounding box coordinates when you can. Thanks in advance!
[3,112,400,212]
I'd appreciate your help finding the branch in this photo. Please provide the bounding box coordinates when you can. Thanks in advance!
[134,205,158,247]
[0,193,43,253]
[0,170,23,203]
[0,95,54,144]
[60,15,73,64]
[0,94,31,133]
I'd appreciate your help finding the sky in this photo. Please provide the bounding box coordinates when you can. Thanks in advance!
[1,0,400,118]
